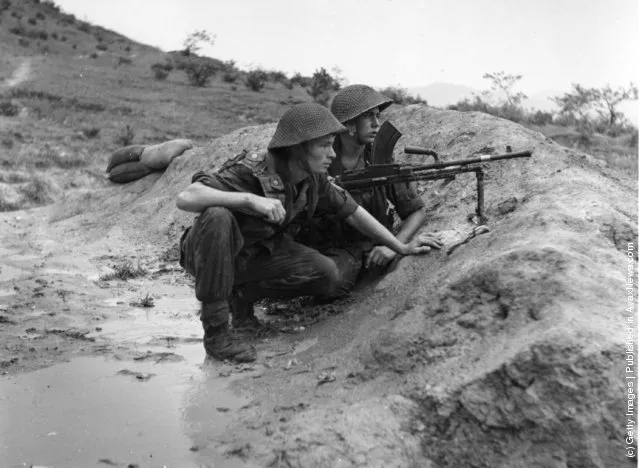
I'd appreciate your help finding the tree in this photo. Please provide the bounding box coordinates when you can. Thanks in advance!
[551,84,596,121]
[591,84,638,129]
[481,71,528,106]
[182,29,216,56]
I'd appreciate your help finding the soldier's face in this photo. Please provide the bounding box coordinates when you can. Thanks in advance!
[354,107,381,144]
[303,135,336,173]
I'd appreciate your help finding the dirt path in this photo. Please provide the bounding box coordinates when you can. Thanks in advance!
[0,205,396,467]
[1,57,31,89]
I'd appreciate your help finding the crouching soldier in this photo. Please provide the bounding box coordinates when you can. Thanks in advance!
[297,85,441,294]
[177,103,440,363]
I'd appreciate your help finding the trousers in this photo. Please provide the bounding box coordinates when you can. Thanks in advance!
[180,207,364,326]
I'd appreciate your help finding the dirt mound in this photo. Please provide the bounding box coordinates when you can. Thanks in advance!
[48,105,637,467]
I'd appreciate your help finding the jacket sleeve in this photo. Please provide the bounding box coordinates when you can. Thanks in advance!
[386,182,425,219]
[316,174,359,220]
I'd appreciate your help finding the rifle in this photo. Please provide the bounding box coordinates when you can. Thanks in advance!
[337,126,533,224]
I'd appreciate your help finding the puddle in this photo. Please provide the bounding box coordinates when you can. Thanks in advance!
[94,296,201,345]
[0,344,254,467]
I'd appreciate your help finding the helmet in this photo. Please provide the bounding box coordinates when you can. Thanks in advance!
[330,84,393,123]
[268,103,346,150]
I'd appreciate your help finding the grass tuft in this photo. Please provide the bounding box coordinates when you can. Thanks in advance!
[99,260,147,281]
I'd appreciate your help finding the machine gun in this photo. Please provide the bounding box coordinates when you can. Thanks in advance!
[335,122,533,224]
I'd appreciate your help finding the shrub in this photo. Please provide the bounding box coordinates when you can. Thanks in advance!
[27,17,36,25]
[35,11,45,20]
[60,35,67,42]
[96,43,107,51]
[309,68,340,106]
[529,110,554,126]
[77,21,91,33]
[116,56,132,66]
[628,128,638,149]
[379,86,426,105]
[290,72,311,88]
[82,127,100,138]
[21,175,56,207]
[123,44,131,52]
[99,260,147,281]
[0,0,11,13]
[184,59,218,87]
[51,32,58,40]
[89,52,98,59]
[221,60,240,83]
[267,70,288,85]
[10,11,20,19]
[9,24,26,35]
[114,124,135,146]
[151,65,169,81]
[18,37,30,47]
[245,68,268,91]
[0,101,19,116]
[151,62,172,80]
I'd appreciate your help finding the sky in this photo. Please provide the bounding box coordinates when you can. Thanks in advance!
[54,0,638,94]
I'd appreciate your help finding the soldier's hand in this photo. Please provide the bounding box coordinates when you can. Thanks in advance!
[365,246,397,269]
[403,232,443,256]
[249,195,286,224]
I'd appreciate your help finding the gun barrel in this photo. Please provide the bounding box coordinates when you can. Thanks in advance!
[408,150,532,171]
[339,165,482,190]
[404,146,438,157]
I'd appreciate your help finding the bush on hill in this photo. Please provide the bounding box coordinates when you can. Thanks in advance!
[221,61,240,83]
[184,59,218,87]
[379,86,426,105]
[245,69,268,92]
[9,24,48,40]
[308,68,341,106]
[151,62,171,80]
[0,101,19,117]
[290,73,312,89]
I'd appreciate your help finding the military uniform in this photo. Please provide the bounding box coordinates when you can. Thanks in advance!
[294,84,426,290]
[296,138,425,289]
[179,150,359,327]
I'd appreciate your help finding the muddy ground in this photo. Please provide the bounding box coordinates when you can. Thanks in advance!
[1,106,637,468]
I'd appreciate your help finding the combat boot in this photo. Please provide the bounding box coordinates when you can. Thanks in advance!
[230,291,277,337]
[203,323,256,362]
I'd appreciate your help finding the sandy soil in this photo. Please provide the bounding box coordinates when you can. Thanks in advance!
[1,105,636,467]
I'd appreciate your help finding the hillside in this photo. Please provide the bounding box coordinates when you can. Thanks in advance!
[0,2,638,467]
[0,0,312,210]
[1,103,636,467]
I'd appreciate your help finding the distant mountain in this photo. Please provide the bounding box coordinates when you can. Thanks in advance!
[407,82,476,108]
[408,83,561,112]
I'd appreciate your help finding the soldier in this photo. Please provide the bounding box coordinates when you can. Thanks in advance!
[298,85,441,295]
[177,103,440,363]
